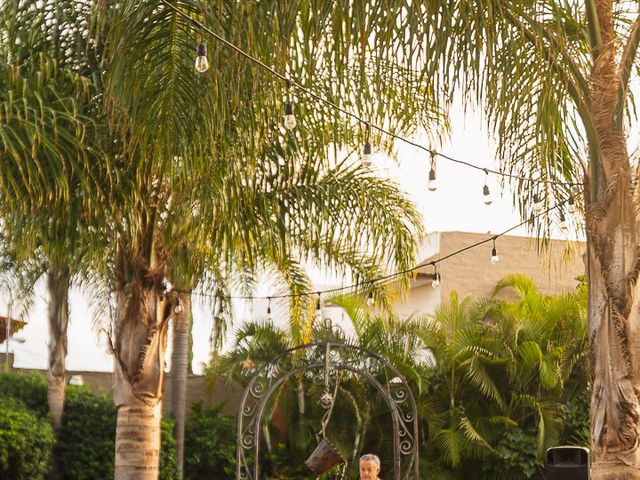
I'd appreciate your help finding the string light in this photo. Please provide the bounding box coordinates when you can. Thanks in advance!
[316,293,322,316]
[161,0,583,189]
[431,263,441,289]
[362,123,372,167]
[367,291,375,307]
[428,150,437,192]
[266,297,273,320]
[172,195,578,303]
[283,80,297,129]
[194,42,209,73]
[491,238,500,264]
[483,170,492,205]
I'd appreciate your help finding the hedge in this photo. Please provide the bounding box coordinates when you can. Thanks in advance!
[0,372,177,479]
[0,397,54,479]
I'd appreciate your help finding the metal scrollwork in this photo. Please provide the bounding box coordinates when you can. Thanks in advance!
[236,342,419,480]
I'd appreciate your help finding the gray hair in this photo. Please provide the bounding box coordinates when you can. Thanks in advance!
[359,454,380,468]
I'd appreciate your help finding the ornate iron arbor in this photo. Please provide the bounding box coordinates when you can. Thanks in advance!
[236,341,420,479]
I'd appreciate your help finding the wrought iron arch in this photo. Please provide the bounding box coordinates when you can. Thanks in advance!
[236,342,419,480]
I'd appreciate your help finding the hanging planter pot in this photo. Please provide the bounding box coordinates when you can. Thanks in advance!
[305,437,346,476]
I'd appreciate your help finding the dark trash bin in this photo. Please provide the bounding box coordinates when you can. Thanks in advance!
[546,446,589,480]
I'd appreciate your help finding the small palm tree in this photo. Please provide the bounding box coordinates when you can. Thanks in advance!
[420,276,587,479]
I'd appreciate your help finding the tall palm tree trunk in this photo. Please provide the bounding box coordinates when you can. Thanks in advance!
[47,263,70,431]
[113,275,173,480]
[587,16,640,477]
[170,292,191,480]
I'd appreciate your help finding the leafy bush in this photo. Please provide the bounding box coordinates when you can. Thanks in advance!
[57,386,116,480]
[0,397,54,480]
[160,416,179,480]
[57,385,178,480]
[0,371,48,416]
[481,424,543,479]
[184,402,236,480]
[0,373,177,479]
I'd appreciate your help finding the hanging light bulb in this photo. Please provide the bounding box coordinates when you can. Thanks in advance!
[363,142,372,166]
[362,123,372,167]
[491,238,500,264]
[532,194,543,216]
[431,263,441,289]
[482,170,492,205]
[315,293,322,318]
[194,42,209,73]
[266,298,273,320]
[567,194,578,215]
[428,151,437,192]
[367,291,375,307]
[428,168,437,191]
[482,185,492,205]
[559,210,568,230]
[283,80,297,129]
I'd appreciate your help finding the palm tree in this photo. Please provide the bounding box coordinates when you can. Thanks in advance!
[416,278,587,479]
[417,2,640,477]
[0,0,104,437]
[95,1,439,477]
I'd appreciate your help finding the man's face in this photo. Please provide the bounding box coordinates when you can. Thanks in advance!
[360,460,380,480]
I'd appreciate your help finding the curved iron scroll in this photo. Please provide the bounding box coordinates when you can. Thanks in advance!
[236,342,419,480]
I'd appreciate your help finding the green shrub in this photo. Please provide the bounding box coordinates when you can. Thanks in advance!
[57,385,178,480]
[0,371,48,417]
[57,386,116,480]
[184,402,236,480]
[160,415,179,480]
[0,397,54,479]
[480,424,544,479]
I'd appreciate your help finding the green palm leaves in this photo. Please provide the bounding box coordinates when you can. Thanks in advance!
[422,275,587,476]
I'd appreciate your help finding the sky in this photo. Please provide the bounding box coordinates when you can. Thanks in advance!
[0,104,583,375]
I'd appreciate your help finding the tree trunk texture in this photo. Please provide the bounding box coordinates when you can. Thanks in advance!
[113,274,173,480]
[115,401,163,480]
[169,293,191,480]
[47,264,70,432]
[588,5,640,477]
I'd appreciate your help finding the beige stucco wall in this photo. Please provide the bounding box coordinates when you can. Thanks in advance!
[398,231,585,316]
[1,358,243,416]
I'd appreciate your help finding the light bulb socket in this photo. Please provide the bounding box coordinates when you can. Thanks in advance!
[483,184,490,196]
[196,43,206,56]
[316,296,321,311]
[429,168,436,181]
[491,246,497,257]
[364,142,372,156]
[284,102,293,115]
